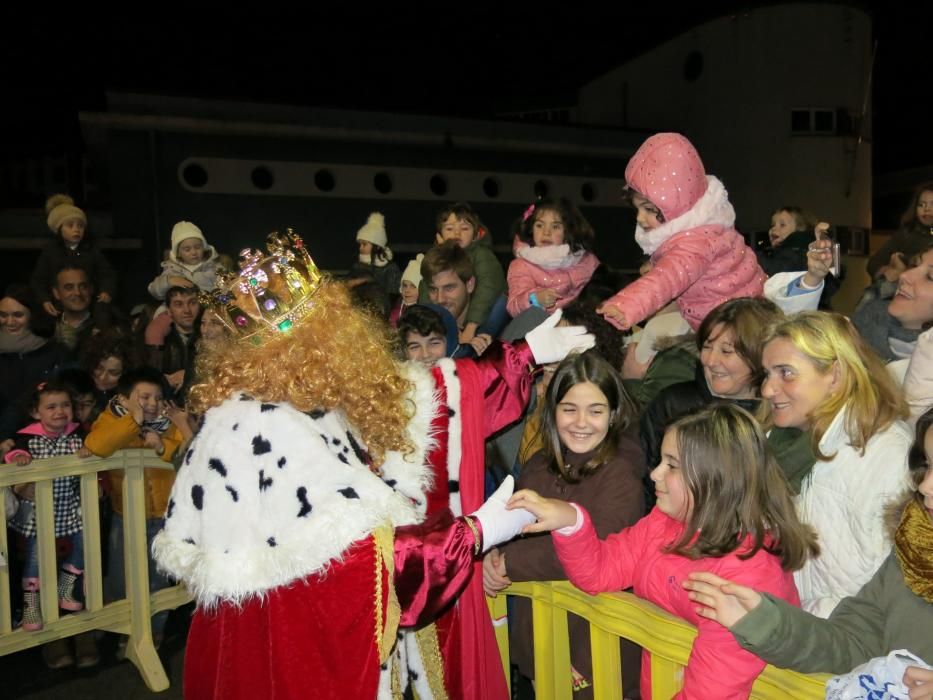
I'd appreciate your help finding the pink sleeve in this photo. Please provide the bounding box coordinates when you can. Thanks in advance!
[601,230,720,329]
[550,507,646,595]
[4,449,29,464]
[562,252,600,300]
[469,341,535,438]
[506,259,539,317]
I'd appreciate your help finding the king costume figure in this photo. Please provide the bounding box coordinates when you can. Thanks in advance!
[152,230,594,699]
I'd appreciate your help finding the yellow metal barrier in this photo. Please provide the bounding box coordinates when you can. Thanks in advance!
[489,581,831,700]
[0,449,191,692]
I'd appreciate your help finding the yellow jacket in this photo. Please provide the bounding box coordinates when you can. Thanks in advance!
[85,411,181,519]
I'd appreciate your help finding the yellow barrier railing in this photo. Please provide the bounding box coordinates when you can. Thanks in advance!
[0,449,191,692]
[489,581,830,700]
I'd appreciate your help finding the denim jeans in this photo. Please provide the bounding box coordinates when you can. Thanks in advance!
[19,501,84,580]
[105,514,171,635]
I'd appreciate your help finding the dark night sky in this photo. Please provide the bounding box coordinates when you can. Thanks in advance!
[2,2,929,173]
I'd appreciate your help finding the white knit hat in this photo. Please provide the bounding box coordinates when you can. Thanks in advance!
[401,254,424,292]
[356,212,387,248]
[171,221,207,254]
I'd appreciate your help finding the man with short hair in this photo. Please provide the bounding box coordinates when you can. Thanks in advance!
[51,265,114,353]
[421,242,509,358]
[147,286,200,398]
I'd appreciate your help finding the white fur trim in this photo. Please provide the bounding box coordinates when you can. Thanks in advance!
[634,176,736,255]
[153,383,438,606]
[516,243,585,270]
[436,358,463,517]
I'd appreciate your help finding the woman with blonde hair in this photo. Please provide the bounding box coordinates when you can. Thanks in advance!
[760,311,913,618]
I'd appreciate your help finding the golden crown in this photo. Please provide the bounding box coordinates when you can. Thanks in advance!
[204,229,324,344]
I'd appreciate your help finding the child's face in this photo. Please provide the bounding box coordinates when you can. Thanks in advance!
[400,280,419,305]
[93,356,124,392]
[631,193,663,231]
[177,237,206,265]
[32,392,73,434]
[0,297,30,335]
[60,218,86,246]
[404,330,447,367]
[555,381,610,455]
[532,209,565,247]
[74,393,96,424]
[916,190,933,227]
[438,215,476,248]
[126,382,164,422]
[651,428,692,521]
[768,210,800,247]
[920,426,933,522]
[358,240,373,256]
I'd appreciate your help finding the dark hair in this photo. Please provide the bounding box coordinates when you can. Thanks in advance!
[562,266,633,371]
[1,283,54,338]
[56,367,96,397]
[117,366,165,397]
[79,330,135,377]
[397,305,446,343]
[518,198,595,253]
[665,404,819,571]
[165,285,200,305]
[539,351,637,484]
[53,263,94,291]
[909,406,933,488]
[366,243,391,265]
[348,278,390,320]
[901,182,933,227]
[435,202,483,236]
[421,240,474,285]
[696,297,784,389]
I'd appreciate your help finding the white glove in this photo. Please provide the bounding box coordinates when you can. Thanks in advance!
[525,308,596,365]
[470,476,536,553]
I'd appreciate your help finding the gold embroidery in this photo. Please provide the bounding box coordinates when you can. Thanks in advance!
[462,515,481,557]
[415,624,449,700]
[373,523,400,664]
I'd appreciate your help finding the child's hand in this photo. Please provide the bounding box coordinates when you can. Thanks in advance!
[168,276,194,288]
[469,333,493,357]
[683,571,762,628]
[11,454,32,467]
[597,303,629,331]
[13,482,35,499]
[165,370,185,391]
[880,252,908,283]
[0,438,14,459]
[141,430,165,456]
[119,394,145,425]
[621,342,652,379]
[482,548,511,597]
[904,665,933,700]
[75,446,92,459]
[96,291,112,303]
[42,301,60,317]
[507,489,578,533]
[459,323,478,345]
[639,260,655,276]
[536,289,559,309]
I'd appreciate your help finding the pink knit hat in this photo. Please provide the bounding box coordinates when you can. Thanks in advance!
[624,133,708,222]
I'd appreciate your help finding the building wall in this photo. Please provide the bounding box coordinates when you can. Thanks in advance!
[578,3,873,234]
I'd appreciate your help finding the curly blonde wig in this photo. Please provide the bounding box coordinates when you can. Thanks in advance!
[189,280,415,467]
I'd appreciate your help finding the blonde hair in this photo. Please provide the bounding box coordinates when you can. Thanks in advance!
[189,280,415,467]
[772,206,816,232]
[668,404,819,571]
[760,312,908,458]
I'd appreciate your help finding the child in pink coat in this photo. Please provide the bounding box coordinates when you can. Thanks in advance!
[508,404,819,699]
[599,133,765,332]
[506,198,600,317]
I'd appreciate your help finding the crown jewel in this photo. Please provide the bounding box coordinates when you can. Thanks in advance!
[204,229,324,344]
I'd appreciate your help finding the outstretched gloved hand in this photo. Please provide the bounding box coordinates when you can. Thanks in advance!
[470,476,536,553]
[525,309,596,365]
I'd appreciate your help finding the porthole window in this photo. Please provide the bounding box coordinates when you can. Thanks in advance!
[429,174,448,197]
[373,172,393,194]
[251,166,274,191]
[183,163,209,188]
[533,179,550,199]
[482,177,500,199]
[581,182,597,203]
[314,169,336,192]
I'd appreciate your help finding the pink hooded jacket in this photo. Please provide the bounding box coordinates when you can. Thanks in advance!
[603,133,765,330]
[506,238,600,316]
[553,506,801,700]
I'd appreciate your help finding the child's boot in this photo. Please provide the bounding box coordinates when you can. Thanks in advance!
[22,578,42,631]
[58,565,84,612]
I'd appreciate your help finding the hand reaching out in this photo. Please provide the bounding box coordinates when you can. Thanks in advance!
[682,571,763,628]
[507,489,578,534]
[904,665,933,700]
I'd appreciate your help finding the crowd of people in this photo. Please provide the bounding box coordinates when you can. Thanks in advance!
[1,133,931,699]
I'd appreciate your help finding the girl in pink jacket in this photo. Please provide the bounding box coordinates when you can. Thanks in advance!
[508,404,819,699]
[599,133,765,332]
[506,198,600,317]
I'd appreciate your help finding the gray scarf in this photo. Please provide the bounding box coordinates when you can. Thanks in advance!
[0,331,47,355]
